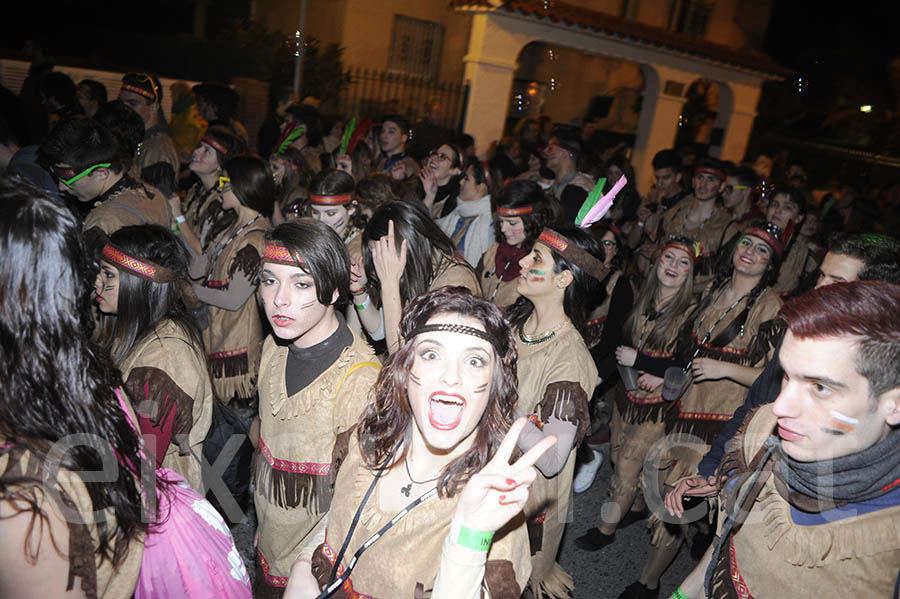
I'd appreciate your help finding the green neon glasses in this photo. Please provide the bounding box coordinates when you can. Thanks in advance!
[51,163,111,187]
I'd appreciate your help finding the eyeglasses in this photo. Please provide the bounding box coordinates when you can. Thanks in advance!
[724,185,748,194]
[218,176,231,189]
[427,150,452,164]
[51,163,111,187]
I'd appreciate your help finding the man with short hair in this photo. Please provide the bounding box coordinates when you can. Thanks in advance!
[764,187,819,294]
[39,117,170,250]
[375,114,419,180]
[193,82,248,144]
[721,166,761,226]
[667,233,900,505]
[120,73,179,195]
[258,86,298,158]
[672,280,900,598]
[545,131,594,225]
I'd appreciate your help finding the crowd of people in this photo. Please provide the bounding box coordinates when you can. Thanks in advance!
[1,68,900,599]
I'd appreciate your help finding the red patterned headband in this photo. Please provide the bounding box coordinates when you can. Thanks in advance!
[120,83,156,101]
[102,244,178,283]
[201,136,228,156]
[262,243,304,266]
[497,205,533,216]
[538,228,609,281]
[309,193,353,206]
[694,166,725,181]
[662,238,704,262]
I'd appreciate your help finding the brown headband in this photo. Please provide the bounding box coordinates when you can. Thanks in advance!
[538,228,609,281]
[309,193,353,206]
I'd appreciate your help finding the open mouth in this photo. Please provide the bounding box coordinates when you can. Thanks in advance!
[428,392,466,431]
[739,256,754,265]
[271,315,295,327]
[664,268,678,278]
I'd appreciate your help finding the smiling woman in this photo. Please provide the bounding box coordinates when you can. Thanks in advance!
[282,287,554,599]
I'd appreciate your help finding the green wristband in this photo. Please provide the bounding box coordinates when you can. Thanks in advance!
[670,587,688,599]
[354,295,370,311]
[456,525,493,552]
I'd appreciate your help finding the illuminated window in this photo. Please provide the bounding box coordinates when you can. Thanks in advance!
[388,15,444,79]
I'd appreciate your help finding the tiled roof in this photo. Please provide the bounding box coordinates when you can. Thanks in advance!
[450,0,791,77]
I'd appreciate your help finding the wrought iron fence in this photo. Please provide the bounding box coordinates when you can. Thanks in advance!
[332,67,469,132]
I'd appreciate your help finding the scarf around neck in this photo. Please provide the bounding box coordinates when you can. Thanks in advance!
[494,242,528,282]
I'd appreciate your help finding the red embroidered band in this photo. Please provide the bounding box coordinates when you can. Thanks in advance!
[201,135,228,155]
[102,244,178,283]
[743,223,784,258]
[663,237,704,262]
[120,83,156,101]
[497,205,533,216]
[262,243,304,266]
[538,228,609,281]
[309,193,353,205]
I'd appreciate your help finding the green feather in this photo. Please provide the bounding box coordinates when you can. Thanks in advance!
[276,125,306,156]
[339,117,357,156]
[575,177,606,226]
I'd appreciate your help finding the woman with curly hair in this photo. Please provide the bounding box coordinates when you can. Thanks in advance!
[476,180,556,309]
[93,224,213,492]
[283,286,556,598]
[505,227,607,598]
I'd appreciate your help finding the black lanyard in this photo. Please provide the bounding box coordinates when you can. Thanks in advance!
[319,446,438,598]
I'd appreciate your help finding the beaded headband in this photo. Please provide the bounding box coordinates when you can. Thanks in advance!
[743,221,785,258]
[408,323,504,355]
[309,193,353,206]
[662,236,704,262]
[101,244,177,283]
[497,205,533,216]
[120,83,156,101]
[201,135,228,156]
[537,228,609,281]
[262,243,304,267]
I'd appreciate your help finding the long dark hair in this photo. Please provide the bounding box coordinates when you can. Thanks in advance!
[0,177,147,566]
[683,227,781,349]
[207,154,274,242]
[506,227,606,341]
[361,201,471,308]
[359,287,517,497]
[96,225,205,367]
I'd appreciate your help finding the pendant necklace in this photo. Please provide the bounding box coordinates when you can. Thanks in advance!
[518,314,566,346]
[401,457,440,497]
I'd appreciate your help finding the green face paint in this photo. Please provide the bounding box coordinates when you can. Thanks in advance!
[529,268,547,276]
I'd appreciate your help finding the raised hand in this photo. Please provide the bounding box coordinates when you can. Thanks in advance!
[454,418,557,533]
[349,255,368,295]
[372,219,407,289]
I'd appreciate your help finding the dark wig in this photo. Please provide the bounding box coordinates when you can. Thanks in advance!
[493,180,557,249]
[359,286,518,497]
[506,227,607,341]
[224,155,275,218]
[39,116,126,174]
[0,176,147,567]
[309,168,366,231]
[264,219,351,305]
[96,225,203,367]
[361,201,470,308]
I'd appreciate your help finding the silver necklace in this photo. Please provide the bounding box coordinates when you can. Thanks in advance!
[401,457,440,497]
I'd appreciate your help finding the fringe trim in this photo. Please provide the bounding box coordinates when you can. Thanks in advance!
[209,349,249,379]
[253,450,333,511]
[614,389,673,425]
[708,535,744,599]
[672,413,731,445]
[530,562,574,599]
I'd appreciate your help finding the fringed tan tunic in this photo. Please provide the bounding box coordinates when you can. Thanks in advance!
[254,332,380,588]
[583,270,622,349]
[708,405,900,599]
[118,319,213,492]
[0,440,144,599]
[83,176,170,235]
[310,441,532,598]
[199,209,270,401]
[516,321,597,599]
[661,197,733,276]
[431,253,482,296]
